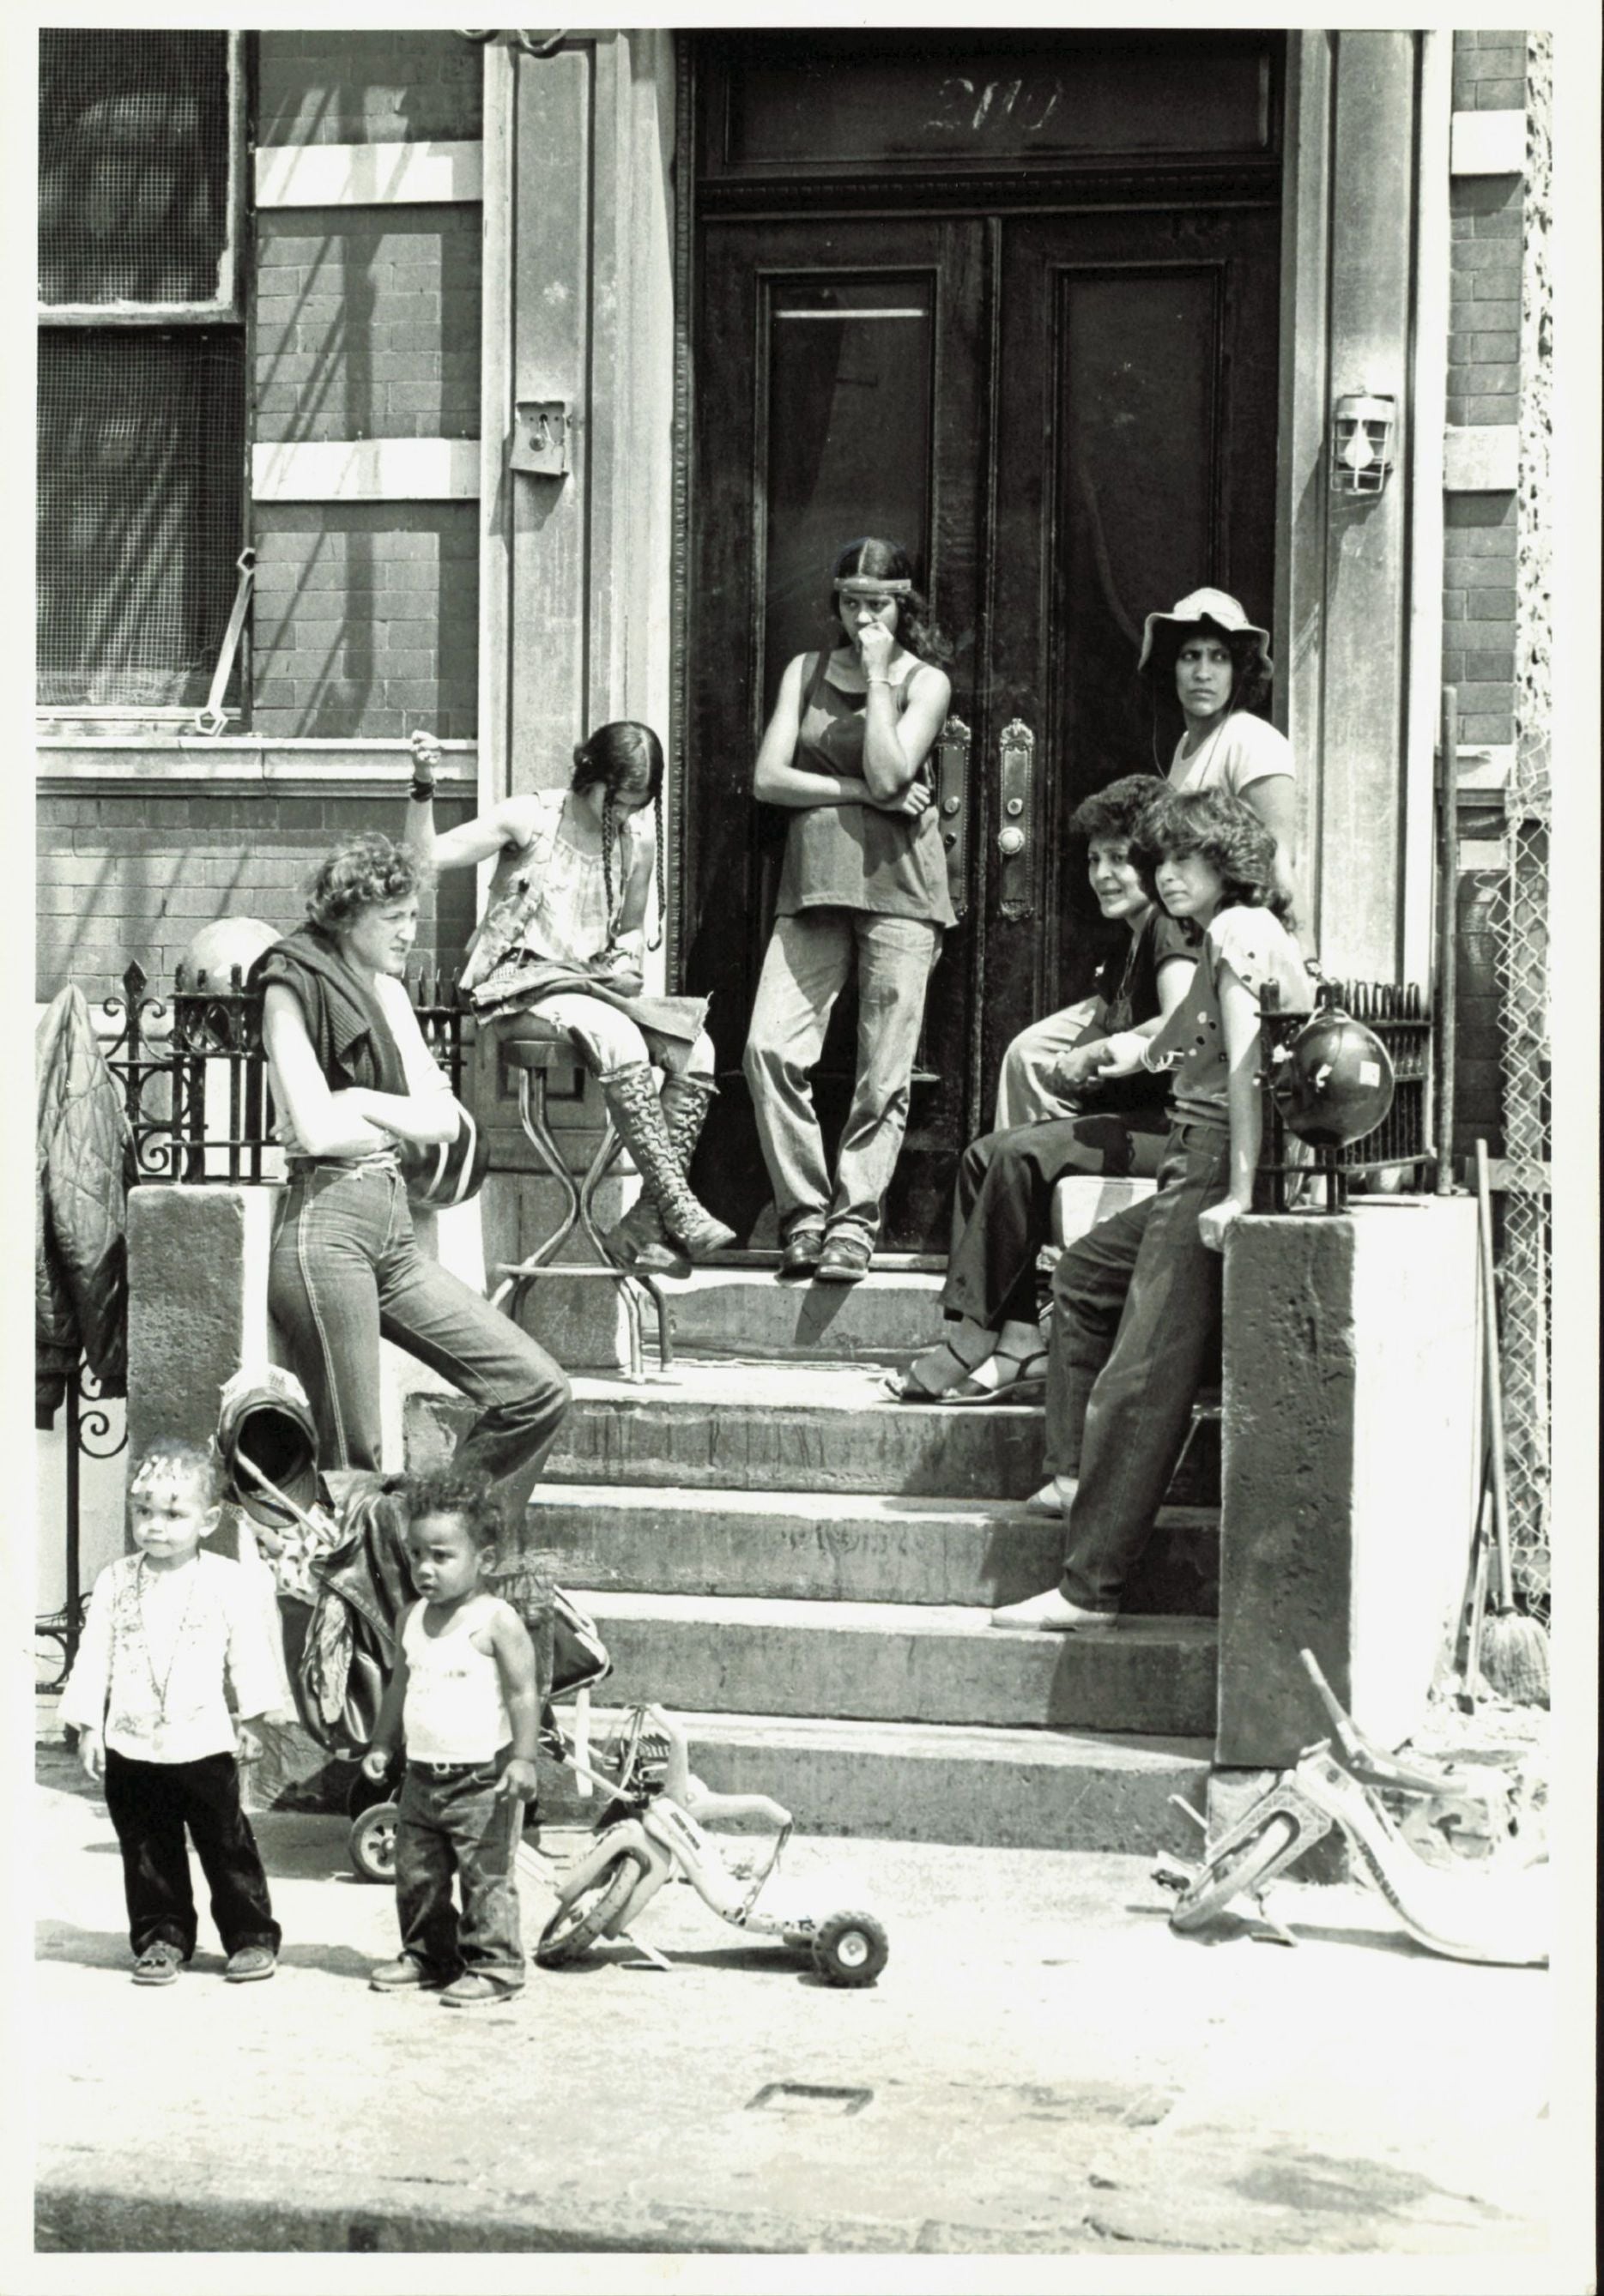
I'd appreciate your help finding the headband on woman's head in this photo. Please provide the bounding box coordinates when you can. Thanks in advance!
[833,577,913,597]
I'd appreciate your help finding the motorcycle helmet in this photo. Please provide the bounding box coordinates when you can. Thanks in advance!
[1272,1001,1395,1150]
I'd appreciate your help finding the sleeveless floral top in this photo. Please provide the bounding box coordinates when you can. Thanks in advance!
[462,788,652,985]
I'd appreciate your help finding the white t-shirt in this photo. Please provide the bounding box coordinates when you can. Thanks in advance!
[1168,712,1293,800]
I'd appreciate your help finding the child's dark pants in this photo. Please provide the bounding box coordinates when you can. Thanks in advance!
[396,1755,525,1986]
[1044,1121,1232,1612]
[102,1747,281,1961]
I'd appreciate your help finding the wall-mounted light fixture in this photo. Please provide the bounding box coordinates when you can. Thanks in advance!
[1329,393,1397,497]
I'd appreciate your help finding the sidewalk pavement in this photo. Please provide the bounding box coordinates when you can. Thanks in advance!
[33,1735,1556,2264]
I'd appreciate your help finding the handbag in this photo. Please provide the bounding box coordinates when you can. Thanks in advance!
[402,1095,489,1210]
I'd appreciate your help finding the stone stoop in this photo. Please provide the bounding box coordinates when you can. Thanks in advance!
[409,1349,1221,1853]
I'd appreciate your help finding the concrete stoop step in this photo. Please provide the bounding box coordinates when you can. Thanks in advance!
[570,1591,1217,1737]
[542,1707,1212,1854]
[416,1362,1050,1498]
[530,1483,1220,1617]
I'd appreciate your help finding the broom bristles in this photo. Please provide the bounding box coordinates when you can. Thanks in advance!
[1479,1609,1551,1708]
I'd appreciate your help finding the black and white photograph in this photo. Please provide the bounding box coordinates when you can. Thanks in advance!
[11,11,1597,2289]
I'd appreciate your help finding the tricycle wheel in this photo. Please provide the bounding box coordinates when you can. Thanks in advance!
[1168,1813,1299,1934]
[812,1910,888,1988]
[536,1849,645,1968]
[348,1800,400,1884]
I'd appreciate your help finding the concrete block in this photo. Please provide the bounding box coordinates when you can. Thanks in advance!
[1444,426,1520,490]
[1217,1202,1480,1767]
[127,1187,281,1466]
[1450,109,1527,176]
[578,1590,1219,1737]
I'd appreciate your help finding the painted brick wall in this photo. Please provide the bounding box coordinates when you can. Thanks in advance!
[251,505,480,740]
[249,33,482,738]
[36,792,477,1009]
[1446,32,1527,752]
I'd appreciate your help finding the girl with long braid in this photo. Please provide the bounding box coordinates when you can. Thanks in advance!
[407,722,732,1269]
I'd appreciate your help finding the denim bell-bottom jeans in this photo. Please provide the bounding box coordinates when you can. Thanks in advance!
[1044,1121,1232,1612]
[742,909,941,1249]
[269,1164,571,1523]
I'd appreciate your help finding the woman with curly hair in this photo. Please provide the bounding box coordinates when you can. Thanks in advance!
[405,721,731,1270]
[255,835,570,1523]
[991,787,1313,1632]
[742,537,954,1282]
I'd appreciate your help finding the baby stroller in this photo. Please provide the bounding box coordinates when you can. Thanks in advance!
[216,1369,611,1882]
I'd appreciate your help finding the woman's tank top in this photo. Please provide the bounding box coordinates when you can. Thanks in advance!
[775,656,955,927]
[401,1596,513,1762]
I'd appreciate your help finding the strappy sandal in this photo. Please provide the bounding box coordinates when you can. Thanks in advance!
[883,1338,986,1404]
[944,1349,1050,1405]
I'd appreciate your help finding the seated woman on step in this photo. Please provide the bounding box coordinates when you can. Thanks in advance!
[887,774,1195,1404]
[990,788,1313,1632]
[257,834,571,1526]
[407,722,733,1272]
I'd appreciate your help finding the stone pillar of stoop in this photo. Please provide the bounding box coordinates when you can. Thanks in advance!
[1216,1196,1481,1774]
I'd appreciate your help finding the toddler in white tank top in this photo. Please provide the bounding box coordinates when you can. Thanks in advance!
[361,1471,542,2006]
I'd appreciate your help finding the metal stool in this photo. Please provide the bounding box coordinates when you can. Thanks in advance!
[1171,1388,1224,1484]
[488,1028,673,1381]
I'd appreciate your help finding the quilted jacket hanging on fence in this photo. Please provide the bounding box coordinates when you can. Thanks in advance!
[36,986,133,1429]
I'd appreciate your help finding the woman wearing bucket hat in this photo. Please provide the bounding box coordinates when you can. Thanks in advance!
[994,588,1299,1133]
[1139,587,1299,912]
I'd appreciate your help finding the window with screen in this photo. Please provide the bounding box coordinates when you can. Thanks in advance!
[37,31,247,718]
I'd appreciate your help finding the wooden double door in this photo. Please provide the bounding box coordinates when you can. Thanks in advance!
[681,51,1282,1248]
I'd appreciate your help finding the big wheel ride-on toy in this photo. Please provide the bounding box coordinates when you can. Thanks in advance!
[537,1703,889,1987]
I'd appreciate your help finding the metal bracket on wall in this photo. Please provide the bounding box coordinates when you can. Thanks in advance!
[996,717,1036,920]
[511,401,572,478]
[934,713,971,921]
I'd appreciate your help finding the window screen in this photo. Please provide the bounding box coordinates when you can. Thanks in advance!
[39,30,233,307]
[38,330,246,710]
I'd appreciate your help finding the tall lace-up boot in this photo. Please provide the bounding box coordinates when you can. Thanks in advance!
[598,1064,735,1265]
[603,1072,724,1272]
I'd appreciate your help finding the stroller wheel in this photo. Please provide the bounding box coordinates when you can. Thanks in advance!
[349,1801,401,1884]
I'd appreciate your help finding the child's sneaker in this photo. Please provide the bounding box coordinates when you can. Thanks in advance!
[438,1972,523,2009]
[224,1945,277,1984]
[369,1954,455,1992]
[131,1942,183,1986]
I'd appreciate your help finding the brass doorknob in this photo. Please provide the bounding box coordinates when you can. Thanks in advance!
[997,825,1025,858]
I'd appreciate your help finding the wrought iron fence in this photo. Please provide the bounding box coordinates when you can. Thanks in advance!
[100,958,469,1183]
[1256,978,1434,1213]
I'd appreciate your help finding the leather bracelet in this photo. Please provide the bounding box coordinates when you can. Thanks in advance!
[866,677,892,688]
[409,782,435,803]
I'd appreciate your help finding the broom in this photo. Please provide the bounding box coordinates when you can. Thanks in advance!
[1473,1139,1550,1706]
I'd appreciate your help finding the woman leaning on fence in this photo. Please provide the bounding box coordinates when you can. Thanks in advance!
[253,835,571,1526]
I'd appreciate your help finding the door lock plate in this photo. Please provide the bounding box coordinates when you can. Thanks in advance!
[933,714,971,921]
[996,718,1036,919]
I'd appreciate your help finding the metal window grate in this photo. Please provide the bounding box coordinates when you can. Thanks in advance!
[37,329,246,710]
[39,30,233,308]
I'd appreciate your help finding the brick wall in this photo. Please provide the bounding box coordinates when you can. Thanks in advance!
[36,791,477,1009]
[1445,32,1526,751]
[257,30,483,146]
[1445,32,1529,1159]
[251,506,480,740]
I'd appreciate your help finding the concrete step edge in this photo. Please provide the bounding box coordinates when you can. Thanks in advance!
[564,1705,1215,1769]
[528,1484,1218,1532]
[574,1588,1217,1640]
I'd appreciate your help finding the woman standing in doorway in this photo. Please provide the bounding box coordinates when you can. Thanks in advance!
[742,538,954,1283]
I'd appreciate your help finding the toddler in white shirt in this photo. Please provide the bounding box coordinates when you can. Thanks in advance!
[60,1437,285,1986]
